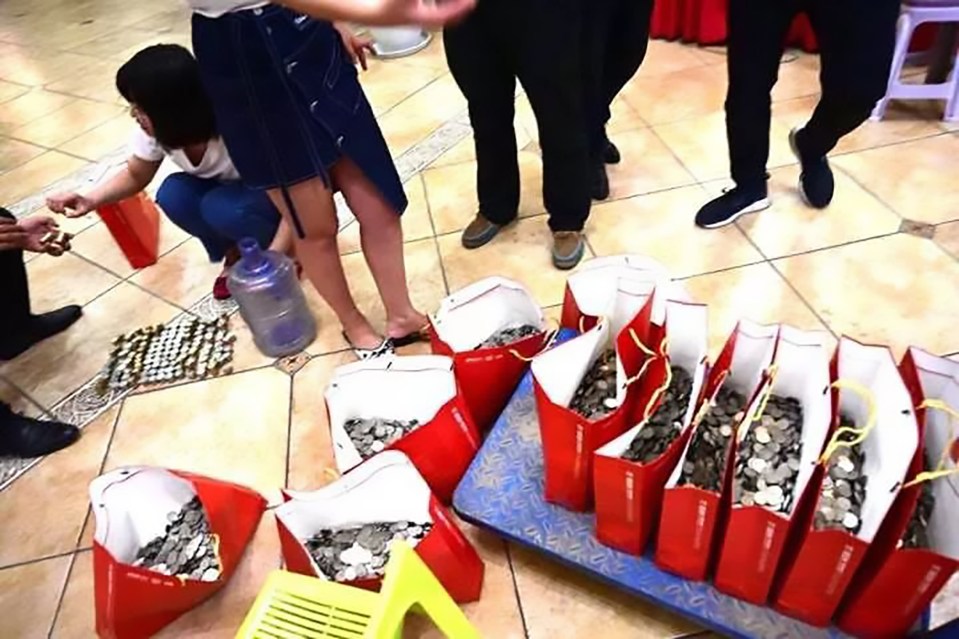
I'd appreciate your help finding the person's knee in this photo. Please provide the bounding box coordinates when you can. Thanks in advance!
[155,174,199,223]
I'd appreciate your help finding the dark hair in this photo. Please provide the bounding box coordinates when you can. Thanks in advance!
[116,44,216,149]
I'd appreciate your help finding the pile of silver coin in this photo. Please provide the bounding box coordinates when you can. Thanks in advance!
[732,394,804,512]
[98,316,235,394]
[623,366,694,464]
[569,349,618,420]
[814,414,869,534]
[344,417,421,458]
[677,385,747,491]
[304,521,433,582]
[901,470,936,549]
[475,324,540,349]
[133,497,222,581]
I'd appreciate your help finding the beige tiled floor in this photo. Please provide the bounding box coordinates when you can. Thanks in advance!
[0,1,957,637]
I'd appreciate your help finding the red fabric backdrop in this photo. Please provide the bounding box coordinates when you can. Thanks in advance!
[650,0,934,53]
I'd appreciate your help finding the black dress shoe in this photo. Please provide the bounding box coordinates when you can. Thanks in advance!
[592,162,610,201]
[603,137,621,165]
[0,305,82,360]
[0,403,80,458]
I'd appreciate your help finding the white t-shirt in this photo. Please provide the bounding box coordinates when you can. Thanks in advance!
[130,128,241,182]
[184,0,268,17]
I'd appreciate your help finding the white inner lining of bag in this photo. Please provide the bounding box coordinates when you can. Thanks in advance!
[532,320,612,408]
[599,301,708,461]
[567,255,676,319]
[750,326,832,518]
[431,277,544,353]
[326,356,457,472]
[915,354,959,561]
[91,466,197,563]
[277,452,432,578]
[836,338,918,543]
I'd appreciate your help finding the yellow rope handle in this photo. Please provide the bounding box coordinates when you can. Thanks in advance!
[508,319,561,362]
[904,399,959,488]
[749,363,780,426]
[640,338,672,420]
[579,315,588,335]
[627,327,657,357]
[818,379,878,466]
[617,327,662,395]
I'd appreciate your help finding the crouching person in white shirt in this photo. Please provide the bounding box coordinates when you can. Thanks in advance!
[47,44,292,300]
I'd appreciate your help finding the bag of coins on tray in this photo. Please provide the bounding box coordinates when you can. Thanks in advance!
[593,300,709,555]
[773,336,920,627]
[656,319,779,580]
[836,346,958,639]
[326,355,480,504]
[275,451,485,603]
[713,326,834,606]
[559,254,676,332]
[429,277,547,431]
[89,466,266,639]
[532,299,657,512]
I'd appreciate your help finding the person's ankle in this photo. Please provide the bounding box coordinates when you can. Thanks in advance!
[386,309,428,337]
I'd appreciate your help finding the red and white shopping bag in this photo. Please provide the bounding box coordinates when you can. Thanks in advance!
[428,276,548,432]
[771,337,919,627]
[559,254,678,331]
[655,320,779,580]
[713,326,834,605]
[532,284,656,512]
[89,467,266,639]
[275,451,484,603]
[837,348,959,638]
[592,299,709,555]
[326,355,480,503]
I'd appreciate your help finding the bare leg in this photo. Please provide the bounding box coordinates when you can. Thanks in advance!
[266,178,382,349]
[331,158,427,339]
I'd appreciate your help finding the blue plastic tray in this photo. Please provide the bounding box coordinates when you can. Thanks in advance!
[453,361,858,639]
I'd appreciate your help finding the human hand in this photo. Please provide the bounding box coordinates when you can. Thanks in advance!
[0,217,28,252]
[46,192,96,218]
[19,216,71,256]
[363,0,475,28]
[334,23,375,71]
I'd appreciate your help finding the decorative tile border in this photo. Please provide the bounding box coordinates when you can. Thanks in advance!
[0,107,472,493]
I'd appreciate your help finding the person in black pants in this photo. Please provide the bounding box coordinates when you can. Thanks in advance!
[582,0,655,200]
[0,207,81,457]
[445,0,591,270]
[694,0,901,229]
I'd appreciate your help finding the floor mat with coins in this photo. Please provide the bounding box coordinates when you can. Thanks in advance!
[304,521,433,581]
[623,365,694,464]
[98,317,235,395]
[570,349,618,420]
[133,497,222,581]
[475,324,540,350]
[731,394,804,512]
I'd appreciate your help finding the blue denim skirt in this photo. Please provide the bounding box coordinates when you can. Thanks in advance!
[191,8,407,234]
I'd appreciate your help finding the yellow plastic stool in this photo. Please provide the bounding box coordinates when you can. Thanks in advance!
[236,540,480,639]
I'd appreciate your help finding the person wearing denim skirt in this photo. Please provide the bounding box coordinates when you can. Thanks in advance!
[190,4,449,359]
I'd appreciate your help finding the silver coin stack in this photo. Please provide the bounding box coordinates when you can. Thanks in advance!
[98,316,235,394]
[133,497,222,581]
[622,366,694,464]
[814,414,869,534]
[901,469,936,549]
[304,521,433,581]
[569,349,618,420]
[475,324,540,349]
[344,417,421,458]
[731,394,804,512]
[677,385,747,491]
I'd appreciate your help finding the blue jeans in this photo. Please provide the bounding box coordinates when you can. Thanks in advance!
[155,173,280,262]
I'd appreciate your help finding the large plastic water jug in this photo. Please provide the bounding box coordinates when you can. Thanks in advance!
[228,238,316,357]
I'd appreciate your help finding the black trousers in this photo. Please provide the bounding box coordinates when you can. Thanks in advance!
[0,207,30,337]
[726,0,901,188]
[582,0,654,160]
[444,0,590,232]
